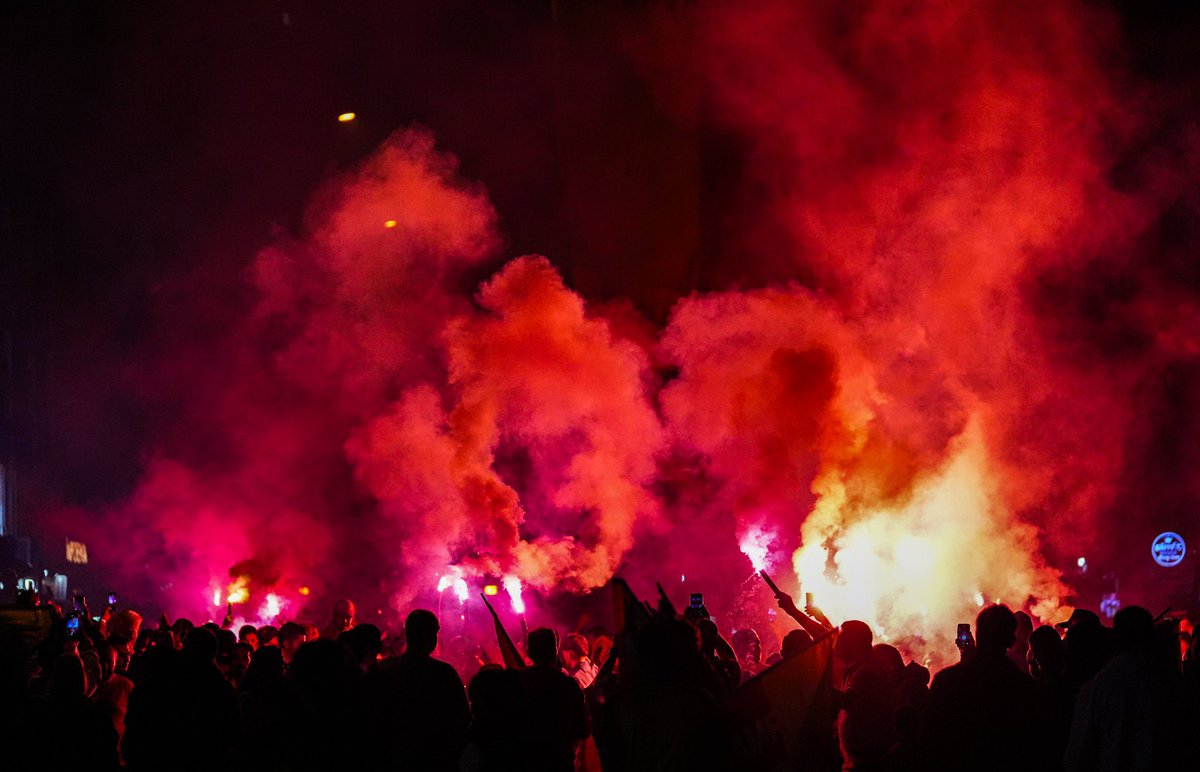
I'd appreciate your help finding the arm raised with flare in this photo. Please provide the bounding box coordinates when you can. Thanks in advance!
[760,570,833,639]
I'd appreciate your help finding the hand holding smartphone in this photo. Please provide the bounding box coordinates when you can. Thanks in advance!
[956,623,975,659]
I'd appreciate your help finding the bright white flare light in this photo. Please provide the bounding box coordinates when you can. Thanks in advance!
[260,592,283,620]
[792,421,1066,668]
[437,567,470,603]
[503,575,525,614]
[738,524,776,573]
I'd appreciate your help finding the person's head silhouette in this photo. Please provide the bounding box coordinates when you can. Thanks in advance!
[405,609,440,657]
[527,627,559,667]
[1112,606,1153,653]
[781,629,813,660]
[975,605,1018,655]
[835,620,873,667]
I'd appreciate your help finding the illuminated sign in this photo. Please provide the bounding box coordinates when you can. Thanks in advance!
[65,540,88,565]
[1151,532,1186,568]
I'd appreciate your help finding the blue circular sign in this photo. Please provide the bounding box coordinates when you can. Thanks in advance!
[1152,532,1186,567]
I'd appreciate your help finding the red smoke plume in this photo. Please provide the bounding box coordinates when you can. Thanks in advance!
[50,1,1200,662]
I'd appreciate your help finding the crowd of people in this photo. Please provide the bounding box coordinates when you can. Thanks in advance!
[1,583,1197,771]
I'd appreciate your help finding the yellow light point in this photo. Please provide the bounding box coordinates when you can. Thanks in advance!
[384,219,398,228]
[297,586,311,596]
[337,112,356,123]
[483,584,499,596]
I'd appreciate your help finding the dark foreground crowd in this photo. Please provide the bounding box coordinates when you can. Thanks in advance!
[1,586,1197,772]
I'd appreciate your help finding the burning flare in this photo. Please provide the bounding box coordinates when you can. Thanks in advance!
[794,420,1065,665]
[739,525,777,573]
[226,575,250,605]
[259,592,283,621]
[503,575,525,615]
[437,568,470,604]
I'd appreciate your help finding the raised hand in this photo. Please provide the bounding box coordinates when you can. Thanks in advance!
[760,570,801,618]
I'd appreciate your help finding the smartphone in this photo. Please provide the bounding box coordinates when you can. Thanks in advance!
[805,592,814,608]
[107,592,118,608]
[689,592,704,609]
[956,623,971,647]
[66,615,80,636]
[73,594,86,612]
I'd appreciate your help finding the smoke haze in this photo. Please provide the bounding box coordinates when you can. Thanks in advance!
[26,1,1200,662]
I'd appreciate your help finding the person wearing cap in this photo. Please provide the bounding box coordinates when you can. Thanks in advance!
[1055,608,1101,631]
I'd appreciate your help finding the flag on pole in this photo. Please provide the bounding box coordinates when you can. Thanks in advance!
[726,631,838,771]
[481,593,526,669]
[611,578,652,639]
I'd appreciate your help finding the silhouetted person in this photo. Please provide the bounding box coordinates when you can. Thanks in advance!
[170,617,193,650]
[32,652,119,771]
[123,626,237,770]
[340,623,383,673]
[1028,624,1071,772]
[238,624,260,650]
[695,617,742,694]
[599,617,733,772]
[364,609,469,771]
[731,628,765,680]
[921,604,1037,772]
[214,627,238,679]
[461,665,530,772]
[780,628,814,659]
[258,624,279,647]
[179,627,239,766]
[278,621,307,665]
[289,637,363,770]
[834,620,896,771]
[92,640,134,749]
[895,659,930,711]
[237,644,303,772]
[1008,610,1033,674]
[1060,610,1108,698]
[870,643,904,681]
[121,633,184,769]
[229,641,253,686]
[885,647,931,772]
[521,627,590,772]
[108,609,143,649]
[1064,606,1183,772]
[320,598,355,642]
